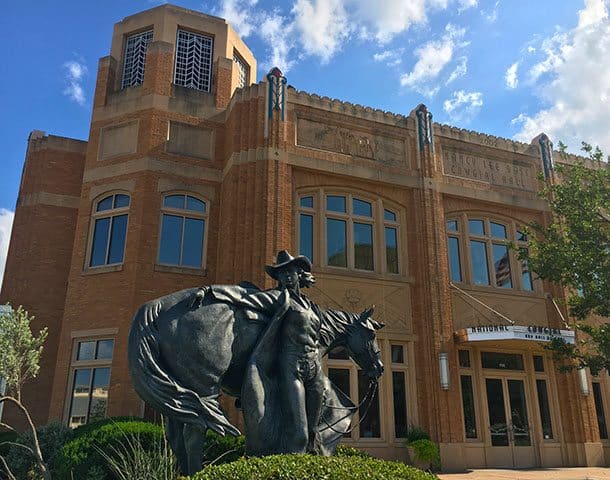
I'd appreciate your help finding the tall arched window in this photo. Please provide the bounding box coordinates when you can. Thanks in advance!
[89,194,130,267]
[158,194,208,268]
[446,215,534,291]
[297,190,401,275]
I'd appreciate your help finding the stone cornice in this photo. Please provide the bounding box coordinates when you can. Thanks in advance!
[434,123,535,155]
[288,87,412,128]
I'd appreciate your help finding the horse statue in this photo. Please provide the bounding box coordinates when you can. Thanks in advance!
[128,253,384,476]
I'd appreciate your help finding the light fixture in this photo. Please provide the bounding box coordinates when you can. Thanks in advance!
[439,352,450,390]
[578,367,589,396]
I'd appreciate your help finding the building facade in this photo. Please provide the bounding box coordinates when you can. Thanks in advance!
[2,4,609,471]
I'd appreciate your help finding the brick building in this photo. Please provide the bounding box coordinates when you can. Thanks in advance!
[2,4,609,471]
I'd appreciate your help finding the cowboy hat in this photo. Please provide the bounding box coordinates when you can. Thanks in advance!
[265,250,312,280]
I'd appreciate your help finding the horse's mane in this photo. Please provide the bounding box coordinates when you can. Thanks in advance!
[312,303,361,350]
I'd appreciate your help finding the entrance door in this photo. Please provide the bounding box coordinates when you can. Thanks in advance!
[485,378,536,467]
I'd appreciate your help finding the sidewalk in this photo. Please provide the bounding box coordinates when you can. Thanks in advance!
[437,467,610,480]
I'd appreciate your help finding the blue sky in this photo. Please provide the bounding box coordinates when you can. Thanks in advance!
[1,0,609,287]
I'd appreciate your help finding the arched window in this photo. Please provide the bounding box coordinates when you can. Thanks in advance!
[158,194,208,268]
[297,190,401,274]
[89,194,130,267]
[446,215,534,291]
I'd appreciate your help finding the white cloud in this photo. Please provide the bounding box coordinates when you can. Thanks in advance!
[216,0,475,73]
[400,24,467,96]
[528,31,568,82]
[259,12,297,72]
[578,0,608,27]
[443,90,483,120]
[482,1,500,23]
[217,0,259,37]
[514,0,610,152]
[446,56,467,84]
[63,60,87,105]
[0,209,14,292]
[505,61,519,89]
[373,48,404,66]
[458,0,478,11]
[292,0,351,62]
[351,0,428,43]
[527,45,536,53]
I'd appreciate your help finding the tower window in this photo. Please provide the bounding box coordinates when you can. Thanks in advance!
[233,52,249,89]
[121,30,153,89]
[174,29,214,92]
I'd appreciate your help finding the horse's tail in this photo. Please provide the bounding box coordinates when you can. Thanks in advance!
[127,294,240,436]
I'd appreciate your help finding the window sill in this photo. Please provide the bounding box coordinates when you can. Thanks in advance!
[315,265,413,283]
[155,264,207,276]
[82,264,123,275]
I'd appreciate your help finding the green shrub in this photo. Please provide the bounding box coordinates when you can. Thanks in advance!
[4,421,72,479]
[334,444,372,458]
[203,431,245,465]
[0,430,18,457]
[189,454,439,480]
[404,425,430,444]
[70,416,143,440]
[54,419,164,480]
[408,439,440,470]
[97,428,178,480]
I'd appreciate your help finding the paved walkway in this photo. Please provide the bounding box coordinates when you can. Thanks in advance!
[437,467,610,480]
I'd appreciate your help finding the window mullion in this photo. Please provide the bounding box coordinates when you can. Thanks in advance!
[348,218,354,270]
[486,239,495,286]
[179,215,186,266]
[86,367,95,423]
[104,215,113,264]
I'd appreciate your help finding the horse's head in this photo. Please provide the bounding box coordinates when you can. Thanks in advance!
[344,306,385,380]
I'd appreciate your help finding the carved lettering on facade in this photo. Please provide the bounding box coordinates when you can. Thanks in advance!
[297,118,407,166]
[442,149,536,191]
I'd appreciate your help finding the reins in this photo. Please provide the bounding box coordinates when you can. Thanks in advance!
[321,380,378,434]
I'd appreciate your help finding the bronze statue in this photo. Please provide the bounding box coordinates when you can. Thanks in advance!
[128,250,384,475]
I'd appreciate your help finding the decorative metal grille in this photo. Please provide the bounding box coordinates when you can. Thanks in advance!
[174,29,213,92]
[233,53,248,88]
[121,30,153,89]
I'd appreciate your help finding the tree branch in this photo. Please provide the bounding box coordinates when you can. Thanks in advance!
[0,422,16,433]
[0,454,17,480]
[0,396,51,480]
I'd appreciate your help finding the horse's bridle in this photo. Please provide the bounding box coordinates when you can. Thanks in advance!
[320,379,379,435]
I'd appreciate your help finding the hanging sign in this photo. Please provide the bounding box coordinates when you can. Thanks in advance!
[455,325,575,344]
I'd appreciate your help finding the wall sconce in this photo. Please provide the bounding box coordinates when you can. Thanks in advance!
[439,352,450,390]
[578,367,589,396]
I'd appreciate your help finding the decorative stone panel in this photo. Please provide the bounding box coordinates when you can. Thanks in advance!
[166,121,213,159]
[98,121,138,160]
[442,149,537,191]
[296,117,407,167]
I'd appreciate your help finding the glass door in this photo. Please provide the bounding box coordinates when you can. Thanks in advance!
[484,377,536,467]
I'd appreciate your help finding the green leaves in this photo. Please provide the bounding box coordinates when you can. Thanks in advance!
[189,454,438,480]
[526,142,610,373]
[0,305,48,398]
[525,143,609,319]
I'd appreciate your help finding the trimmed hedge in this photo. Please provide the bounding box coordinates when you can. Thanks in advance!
[54,418,163,479]
[201,432,371,464]
[189,454,438,480]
